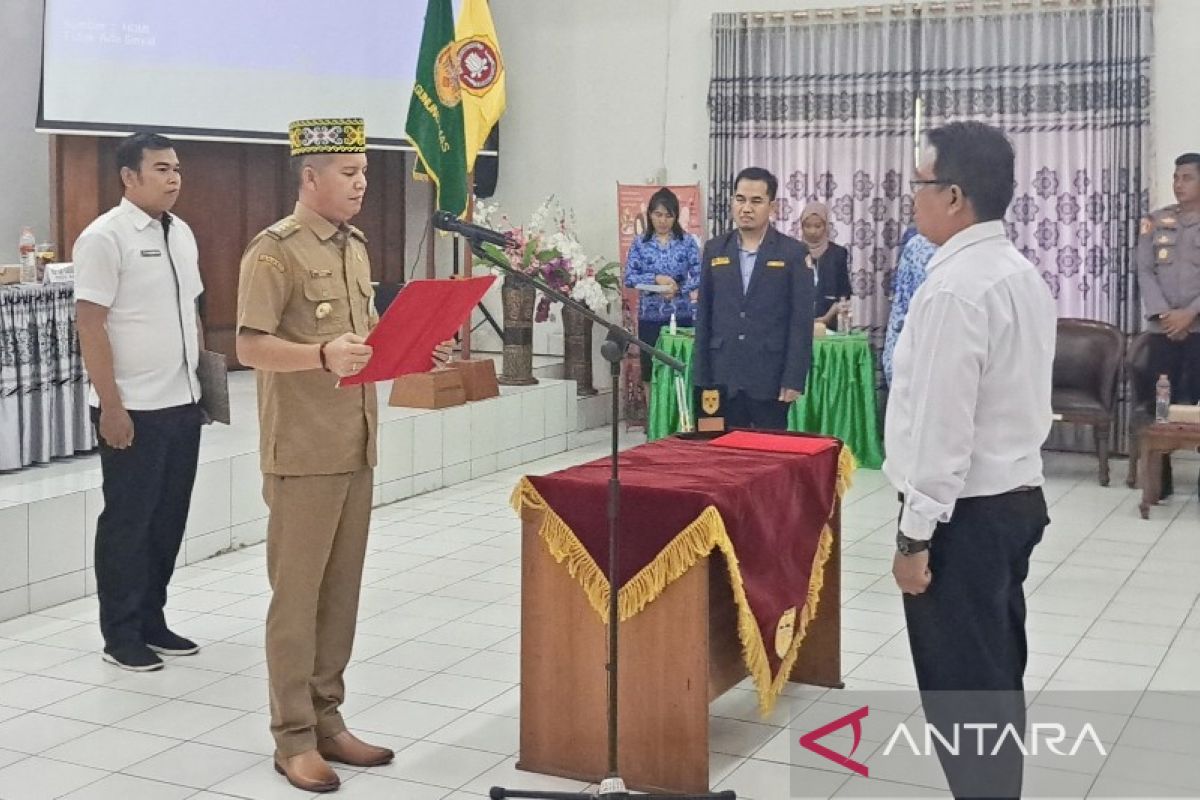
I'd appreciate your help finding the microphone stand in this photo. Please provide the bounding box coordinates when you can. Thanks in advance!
[456,234,735,800]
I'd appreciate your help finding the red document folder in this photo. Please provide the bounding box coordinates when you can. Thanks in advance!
[339,275,496,386]
[709,430,838,456]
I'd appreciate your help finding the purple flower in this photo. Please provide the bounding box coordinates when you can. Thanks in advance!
[853,171,874,200]
[1086,193,1106,224]
[1019,246,1041,267]
[786,171,808,199]
[850,268,875,298]
[1057,247,1082,278]
[1086,246,1105,276]
[1012,194,1039,224]
[816,172,838,198]
[1073,170,1091,195]
[1035,219,1060,251]
[1041,270,1061,299]
[881,169,903,201]
[869,197,890,222]
[869,248,891,271]
[852,220,875,249]
[1033,167,1060,200]
[833,194,854,223]
[881,220,902,248]
[1056,193,1081,221]
[776,197,794,223]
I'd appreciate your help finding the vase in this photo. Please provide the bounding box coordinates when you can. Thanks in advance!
[498,274,538,386]
[561,304,597,396]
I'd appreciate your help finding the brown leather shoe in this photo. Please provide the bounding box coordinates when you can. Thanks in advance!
[273,750,340,793]
[317,730,395,767]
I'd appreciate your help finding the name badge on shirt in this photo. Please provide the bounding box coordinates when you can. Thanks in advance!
[711,256,731,266]
[766,260,785,268]
[140,249,162,257]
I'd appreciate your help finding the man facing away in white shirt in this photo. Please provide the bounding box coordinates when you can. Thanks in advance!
[885,121,1056,799]
[75,133,205,673]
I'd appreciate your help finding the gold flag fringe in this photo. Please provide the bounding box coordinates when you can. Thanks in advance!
[509,444,857,716]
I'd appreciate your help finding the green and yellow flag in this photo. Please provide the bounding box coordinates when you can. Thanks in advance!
[454,0,505,172]
[406,0,469,216]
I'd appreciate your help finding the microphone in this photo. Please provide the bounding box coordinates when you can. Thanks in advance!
[432,210,512,248]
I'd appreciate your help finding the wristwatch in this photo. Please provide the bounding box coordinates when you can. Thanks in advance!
[895,531,930,556]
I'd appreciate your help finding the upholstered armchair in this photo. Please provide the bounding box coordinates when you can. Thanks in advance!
[1051,319,1125,486]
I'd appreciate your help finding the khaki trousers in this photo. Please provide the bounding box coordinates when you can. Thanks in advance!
[262,467,373,757]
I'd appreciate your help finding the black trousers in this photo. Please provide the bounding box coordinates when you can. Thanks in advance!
[902,488,1049,800]
[723,390,790,431]
[1144,332,1200,496]
[92,403,203,650]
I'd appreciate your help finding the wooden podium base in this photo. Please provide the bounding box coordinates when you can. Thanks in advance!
[388,369,466,409]
[517,505,842,794]
[447,358,501,401]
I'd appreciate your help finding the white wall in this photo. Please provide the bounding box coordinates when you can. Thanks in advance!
[0,0,50,259]
[1150,0,1200,207]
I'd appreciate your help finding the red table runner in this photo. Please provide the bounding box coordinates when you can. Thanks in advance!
[512,435,854,714]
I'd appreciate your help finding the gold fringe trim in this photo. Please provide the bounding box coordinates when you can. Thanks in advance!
[510,446,856,717]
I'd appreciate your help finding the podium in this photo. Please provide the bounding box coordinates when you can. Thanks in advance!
[514,436,846,794]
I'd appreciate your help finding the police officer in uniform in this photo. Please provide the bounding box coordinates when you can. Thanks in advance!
[694,166,814,429]
[1137,152,1200,497]
[236,118,450,792]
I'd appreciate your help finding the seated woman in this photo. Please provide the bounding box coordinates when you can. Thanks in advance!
[800,202,851,330]
[623,188,701,397]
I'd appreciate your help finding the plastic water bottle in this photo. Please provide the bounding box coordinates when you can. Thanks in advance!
[837,302,851,333]
[1155,374,1171,423]
[668,311,677,336]
[18,227,36,283]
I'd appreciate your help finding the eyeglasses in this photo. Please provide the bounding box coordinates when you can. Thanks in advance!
[910,179,953,194]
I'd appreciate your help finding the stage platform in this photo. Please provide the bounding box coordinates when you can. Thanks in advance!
[0,361,595,623]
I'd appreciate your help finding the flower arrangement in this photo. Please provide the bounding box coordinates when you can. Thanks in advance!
[475,196,620,322]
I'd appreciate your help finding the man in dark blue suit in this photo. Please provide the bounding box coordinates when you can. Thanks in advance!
[694,167,814,430]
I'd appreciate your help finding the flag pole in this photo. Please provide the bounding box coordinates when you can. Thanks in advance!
[460,176,475,359]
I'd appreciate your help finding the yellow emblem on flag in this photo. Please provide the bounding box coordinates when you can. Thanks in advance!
[455,0,506,172]
[702,389,720,415]
[434,44,463,108]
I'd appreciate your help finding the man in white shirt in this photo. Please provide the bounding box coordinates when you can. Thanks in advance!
[885,122,1056,799]
[75,132,205,672]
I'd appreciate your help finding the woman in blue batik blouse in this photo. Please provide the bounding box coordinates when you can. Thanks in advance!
[624,188,702,395]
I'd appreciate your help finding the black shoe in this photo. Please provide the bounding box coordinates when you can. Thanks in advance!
[102,644,164,672]
[145,629,200,656]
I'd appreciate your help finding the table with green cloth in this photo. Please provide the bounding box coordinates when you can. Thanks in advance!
[647,328,884,468]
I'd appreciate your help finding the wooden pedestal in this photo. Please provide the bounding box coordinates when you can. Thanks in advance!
[388,369,466,409]
[447,358,501,401]
[517,505,842,794]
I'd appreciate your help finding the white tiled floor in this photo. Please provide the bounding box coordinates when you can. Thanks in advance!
[0,439,1197,799]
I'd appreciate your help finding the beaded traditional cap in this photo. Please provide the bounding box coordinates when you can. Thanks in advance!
[288,118,367,156]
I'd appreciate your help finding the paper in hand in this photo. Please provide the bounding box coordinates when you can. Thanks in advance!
[339,276,496,386]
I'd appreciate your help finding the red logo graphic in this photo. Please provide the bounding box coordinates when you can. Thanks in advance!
[457,39,501,93]
[799,705,870,777]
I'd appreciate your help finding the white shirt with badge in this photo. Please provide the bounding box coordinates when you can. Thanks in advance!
[883,220,1056,541]
[73,197,203,410]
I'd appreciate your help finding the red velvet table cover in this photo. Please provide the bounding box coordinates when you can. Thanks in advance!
[512,435,854,713]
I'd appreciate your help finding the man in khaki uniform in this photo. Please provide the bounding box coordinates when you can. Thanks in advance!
[1136,152,1200,498]
[236,118,449,792]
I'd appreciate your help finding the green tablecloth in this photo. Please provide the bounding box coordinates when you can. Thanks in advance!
[648,328,884,468]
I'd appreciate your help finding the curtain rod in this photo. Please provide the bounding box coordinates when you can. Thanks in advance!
[743,0,1149,23]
